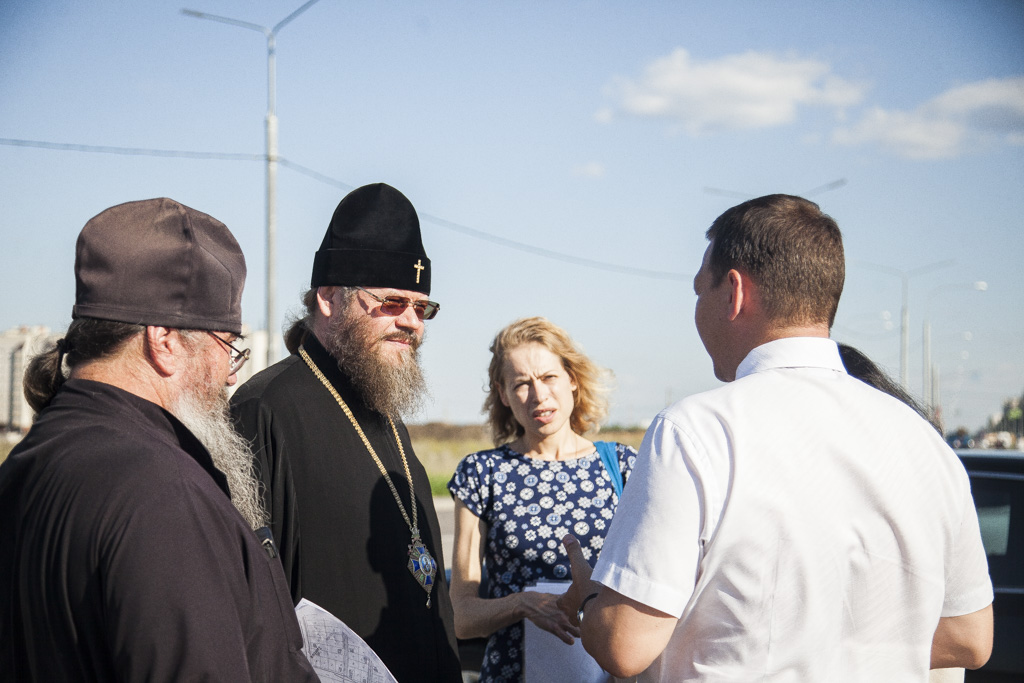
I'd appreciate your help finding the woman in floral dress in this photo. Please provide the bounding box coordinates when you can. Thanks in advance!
[448,317,637,683]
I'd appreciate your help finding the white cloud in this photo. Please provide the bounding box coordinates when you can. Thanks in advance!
[832,108,966,160]
[573,162,606,178]
[600,48,1024,160]
[930,77,1024,130]
[602,48,865,134]
[832,76,1024,159]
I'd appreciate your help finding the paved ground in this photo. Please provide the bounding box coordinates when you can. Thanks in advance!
[434,496,485,682]
[434,495,455,565]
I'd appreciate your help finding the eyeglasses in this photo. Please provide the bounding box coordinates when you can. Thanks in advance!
[208,332,251,375]
[356,287,440,321]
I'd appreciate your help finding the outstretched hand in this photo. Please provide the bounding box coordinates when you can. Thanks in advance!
[556,534,603,627]
[521,591,580,645]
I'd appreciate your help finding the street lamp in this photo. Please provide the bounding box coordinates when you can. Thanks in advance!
[182,0,322,366]
[922,280,987,413]
[856,259,955,390]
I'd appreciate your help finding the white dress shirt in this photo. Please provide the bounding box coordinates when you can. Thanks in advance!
[594,337,992,682]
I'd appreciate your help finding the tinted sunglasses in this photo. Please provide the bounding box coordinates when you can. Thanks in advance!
[356,287,440,321]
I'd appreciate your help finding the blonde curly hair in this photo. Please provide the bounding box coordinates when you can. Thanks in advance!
[484,317,609,445]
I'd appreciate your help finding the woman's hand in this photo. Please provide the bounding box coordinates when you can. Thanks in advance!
[518,590,582,645]
[450,500,584,644]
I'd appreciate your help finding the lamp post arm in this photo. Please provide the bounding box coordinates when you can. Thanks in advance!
[703,178,847,201]
[274,0,323,34]
[924,281,988,313]
[180,9,270,36]
[804,178,847,196]
[907,258,957,280]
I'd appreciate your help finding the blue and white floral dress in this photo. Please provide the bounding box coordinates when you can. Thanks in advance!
[447,442,637,683]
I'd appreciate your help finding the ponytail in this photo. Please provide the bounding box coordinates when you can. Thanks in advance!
[23,319,144,414]
[283,319,309,356]
[23,342,67,415]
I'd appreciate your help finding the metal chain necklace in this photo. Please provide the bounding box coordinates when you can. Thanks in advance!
[299,346,437,607]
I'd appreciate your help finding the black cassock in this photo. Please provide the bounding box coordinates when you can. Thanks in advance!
[231,334,461,683]
[0,380,316,683]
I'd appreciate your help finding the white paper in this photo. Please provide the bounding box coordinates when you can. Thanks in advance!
[523,581,615,683]
[295,598,398,683]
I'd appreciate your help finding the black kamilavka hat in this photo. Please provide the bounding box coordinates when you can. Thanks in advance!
[311,183,431,294]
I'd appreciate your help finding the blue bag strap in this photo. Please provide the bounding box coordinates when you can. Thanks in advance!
[595,441,623,498]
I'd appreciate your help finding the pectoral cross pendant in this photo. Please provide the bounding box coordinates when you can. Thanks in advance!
[407,532,436,607]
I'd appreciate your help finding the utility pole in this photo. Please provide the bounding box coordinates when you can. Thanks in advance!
[182,0,322,365]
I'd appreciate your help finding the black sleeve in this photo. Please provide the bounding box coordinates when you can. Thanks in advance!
[101,464,315,682]
[231,396,303,603]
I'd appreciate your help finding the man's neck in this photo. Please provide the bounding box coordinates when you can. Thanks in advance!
[724,322,831,381]
[71,358,173,411]
[758,322,831,345]
[311,314,333,352]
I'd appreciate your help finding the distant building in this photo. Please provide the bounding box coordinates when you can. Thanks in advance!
[1,326,59,433]
[1,325,269,434]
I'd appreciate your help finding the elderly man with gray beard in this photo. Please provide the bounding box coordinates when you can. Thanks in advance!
[0,198,317,683]
[230,183,462,683]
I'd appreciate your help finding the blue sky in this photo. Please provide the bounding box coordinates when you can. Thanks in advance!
[2,0,1022,432]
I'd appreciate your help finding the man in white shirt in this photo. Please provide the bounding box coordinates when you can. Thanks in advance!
[558,194,993,681]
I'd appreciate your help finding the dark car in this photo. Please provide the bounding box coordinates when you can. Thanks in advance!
[958,449,1024,682]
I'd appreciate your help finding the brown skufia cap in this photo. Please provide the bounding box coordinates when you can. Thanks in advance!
[72,198,246,335]
[311,183,431,294]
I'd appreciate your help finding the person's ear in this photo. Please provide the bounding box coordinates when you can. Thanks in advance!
[144,326,185,378]
[316,286,338,317]
[726,269,746,322]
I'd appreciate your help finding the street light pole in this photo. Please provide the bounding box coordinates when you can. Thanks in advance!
[857,259,955,390]
[182,0,322,366]
[922,280,987,414]
[923,319,931,405]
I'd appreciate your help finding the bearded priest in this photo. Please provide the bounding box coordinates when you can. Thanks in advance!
[230,183,461,682]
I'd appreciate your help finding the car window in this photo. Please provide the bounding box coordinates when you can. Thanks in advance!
[969,474,1022,589]
[975,487,1011,556]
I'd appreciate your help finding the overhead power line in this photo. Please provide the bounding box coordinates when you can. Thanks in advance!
[1,136,689,281]
[279,159,687,280]
[0,137,262,161]
[277,158,356,191]
[418,211,689,281]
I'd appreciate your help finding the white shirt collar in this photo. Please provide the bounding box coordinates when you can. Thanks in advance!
[735,337,846,380]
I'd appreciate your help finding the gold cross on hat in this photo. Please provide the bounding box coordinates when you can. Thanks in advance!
[413,259,425,284]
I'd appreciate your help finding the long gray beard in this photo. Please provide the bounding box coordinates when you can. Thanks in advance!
[172,387,268,531]
[322,310,428,419]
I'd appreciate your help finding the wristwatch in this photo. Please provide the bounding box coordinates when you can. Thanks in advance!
[576,592,599,624]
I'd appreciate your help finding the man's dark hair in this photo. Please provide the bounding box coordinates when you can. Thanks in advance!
[283,288,319,355]
[706,194,845,328]
[23,319,144,414]
[282,287,357,355]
